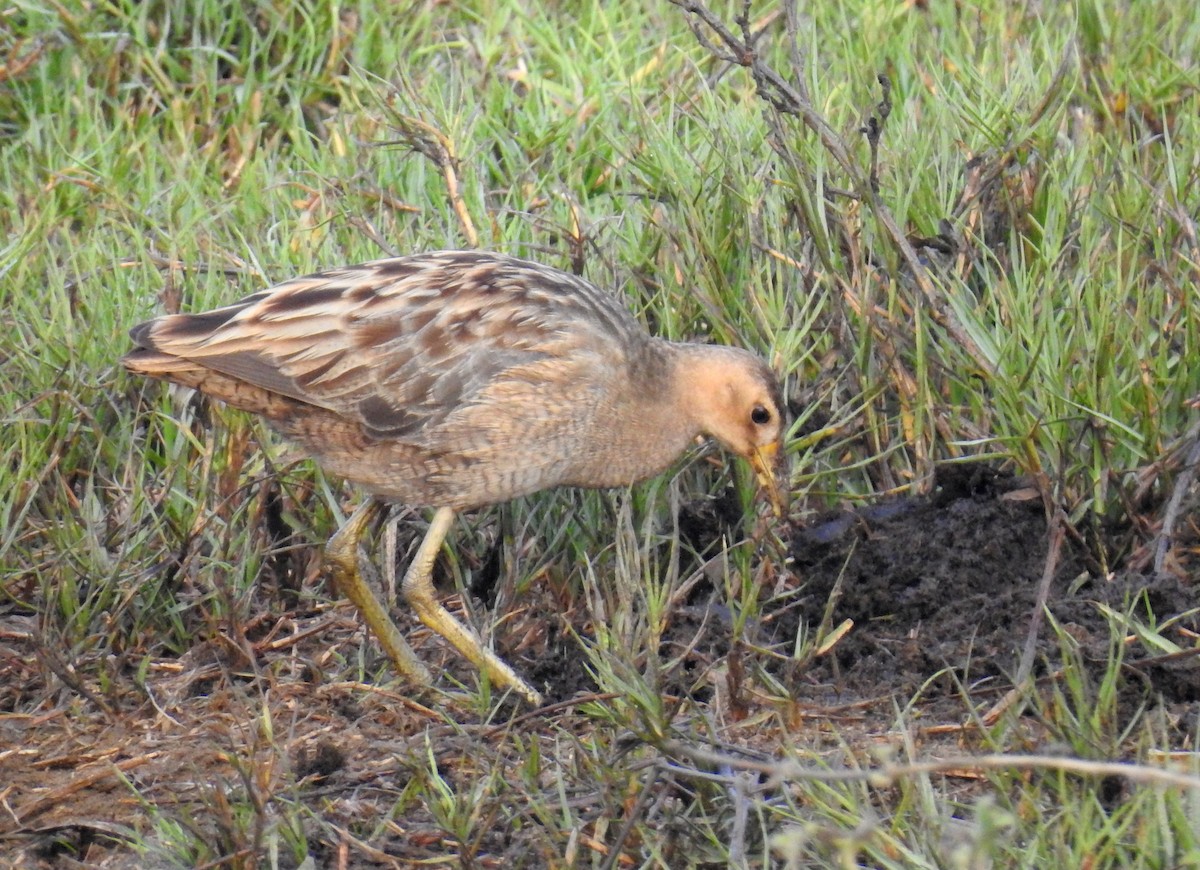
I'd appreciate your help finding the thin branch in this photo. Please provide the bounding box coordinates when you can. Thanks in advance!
[378,112,480,248]
[598,770,657,870]
[660,738,1200,792]
[1154,417,1200,574]
[859,75,892,194]
[1015,506,1068,687]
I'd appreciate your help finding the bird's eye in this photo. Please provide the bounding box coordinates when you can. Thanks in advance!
[751,405,772,425]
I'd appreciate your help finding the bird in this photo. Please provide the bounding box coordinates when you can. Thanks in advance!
[123,250,788,705]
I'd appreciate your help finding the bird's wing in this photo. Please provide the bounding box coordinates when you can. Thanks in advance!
[129,251,643,441]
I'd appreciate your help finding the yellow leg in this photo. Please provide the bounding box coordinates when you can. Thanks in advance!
[325,500,432,688]
[403,507,543,706]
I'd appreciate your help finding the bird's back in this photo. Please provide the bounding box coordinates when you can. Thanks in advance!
[125,251,664,507]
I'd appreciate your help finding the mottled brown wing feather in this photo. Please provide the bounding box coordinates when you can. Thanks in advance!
[128,251,645,443]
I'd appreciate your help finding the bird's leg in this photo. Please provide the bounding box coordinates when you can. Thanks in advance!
[402,507,544,706]
[325,500,432,688]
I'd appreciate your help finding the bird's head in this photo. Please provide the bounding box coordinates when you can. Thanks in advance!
[676,345,789,518]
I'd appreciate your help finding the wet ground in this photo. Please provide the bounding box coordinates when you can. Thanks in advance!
[771,465,1198,719]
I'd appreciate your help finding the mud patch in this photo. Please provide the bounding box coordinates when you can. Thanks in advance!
[780,466,1058,701]
[764,465,1197,719]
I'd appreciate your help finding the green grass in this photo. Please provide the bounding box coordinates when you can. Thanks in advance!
[3,0,1200,866]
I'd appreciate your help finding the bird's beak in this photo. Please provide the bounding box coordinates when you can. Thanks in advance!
[748,440,789,519]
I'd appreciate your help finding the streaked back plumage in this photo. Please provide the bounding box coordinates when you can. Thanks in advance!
[125,250,785,511]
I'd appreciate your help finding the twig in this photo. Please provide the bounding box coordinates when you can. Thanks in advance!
[0,37,47,85]
[378,113,480,248]
[1154,418,1200,574]
[660,738,1200,792]
[726,770,754,866]
[12,754,159,823]
[598,770,657,870]
[480,692,623,737]
[33,641,116,718]
[63,256,256,313]
[859,75,892,194]
[1014,506,1067,688]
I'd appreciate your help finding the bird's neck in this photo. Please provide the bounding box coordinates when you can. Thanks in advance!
[562,339,699,488]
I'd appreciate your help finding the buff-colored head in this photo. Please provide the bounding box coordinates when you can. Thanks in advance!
[673,344,789,517]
